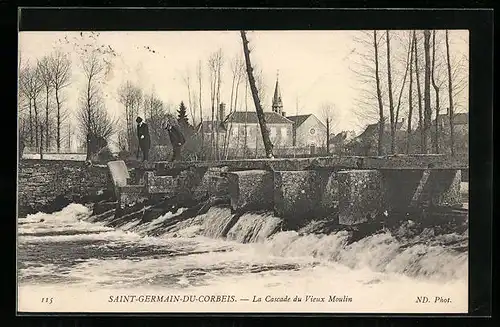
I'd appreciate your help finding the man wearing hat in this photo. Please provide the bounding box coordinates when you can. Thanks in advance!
[136,116,151,161]
[165,114,185,162]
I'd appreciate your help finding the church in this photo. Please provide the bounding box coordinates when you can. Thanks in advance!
[200,72,328,155]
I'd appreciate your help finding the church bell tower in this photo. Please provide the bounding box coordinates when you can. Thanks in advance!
[272,70,284,115]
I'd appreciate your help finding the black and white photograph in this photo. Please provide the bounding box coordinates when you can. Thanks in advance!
[17,17,473,313]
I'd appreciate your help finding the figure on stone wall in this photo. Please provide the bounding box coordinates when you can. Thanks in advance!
[165,114,185,162]
[136,116,151,161]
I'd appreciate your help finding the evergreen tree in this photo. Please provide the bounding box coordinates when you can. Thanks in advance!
[177,101,190,127]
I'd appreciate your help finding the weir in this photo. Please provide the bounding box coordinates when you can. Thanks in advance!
[105,154,467,227]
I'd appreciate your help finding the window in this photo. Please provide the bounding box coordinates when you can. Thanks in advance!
[310,128,316,135]
[281,127,288,139]
[270,127,277,138]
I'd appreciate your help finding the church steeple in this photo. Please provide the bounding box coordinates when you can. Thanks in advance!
[272,70,283,115]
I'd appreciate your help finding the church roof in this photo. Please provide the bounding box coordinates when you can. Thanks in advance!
[286,114,313,127]
[225,111,294,124]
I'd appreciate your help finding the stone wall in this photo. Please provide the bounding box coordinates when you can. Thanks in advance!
[18,160,112,217]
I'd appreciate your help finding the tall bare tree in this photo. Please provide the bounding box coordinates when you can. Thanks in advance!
[182,68,196,126]
[78,52,115,160]
[240,31,274,158]
[385,31,396,154]
[321,102,337,154]
[19,63,43,149]
[445,30,455,156]
[196,60,204,144]
[223,54,245,158]
[49,50,72,152]
[118,81,143,152]
[37,56,53,151]
[208,49,224,160]
[413,31,425,153]
[374,30,385,156]
[406,34,415,154]
[431,30,441,153]
[423,30,432,153]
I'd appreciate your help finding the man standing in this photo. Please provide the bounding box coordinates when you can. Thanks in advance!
[165,115,186,162]
[136,116,151,161]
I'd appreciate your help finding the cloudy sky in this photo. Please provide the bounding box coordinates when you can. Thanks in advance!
[19,30,469,136]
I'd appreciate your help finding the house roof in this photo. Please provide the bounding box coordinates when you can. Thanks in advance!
[358,121,404,139]
[224,111,294,124]
[286,114,313,127]
[437,112,468,125]
[196,120,227,133]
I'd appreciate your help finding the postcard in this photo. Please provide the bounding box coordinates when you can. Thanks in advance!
[17,16,471,314]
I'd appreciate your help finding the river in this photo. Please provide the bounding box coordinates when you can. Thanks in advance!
[17,203,468,313]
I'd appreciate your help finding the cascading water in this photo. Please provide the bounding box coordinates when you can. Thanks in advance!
[17,201,468,313]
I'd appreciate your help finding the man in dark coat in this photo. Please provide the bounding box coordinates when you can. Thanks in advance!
[136,116,151,161]
[165,117,186,162]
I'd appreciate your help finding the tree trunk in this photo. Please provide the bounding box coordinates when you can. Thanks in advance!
[29,100,33,147]
[326,119,330,154]
[445,30,455,156]
[423,30,432,154]
[373,30,385,156]
[386,30,396,154]
[406,34,415,154]
[414,31,424,153]
[55,87,61,152]
[240,31,273,158]
[198,65,204,147]
[431,30,441,154]
[45,86,50,151]
[33,100,39,149]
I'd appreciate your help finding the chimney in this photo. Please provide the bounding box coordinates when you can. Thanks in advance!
[282,111,286,117]
[219,103,226,121]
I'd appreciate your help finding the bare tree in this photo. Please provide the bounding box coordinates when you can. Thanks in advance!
[143,91,167,145]
[406,34,415,154]
[320,102,337,154]
[207,49,224,160]
[223,54,245,158]
[374,31,385,156]
[37,56,53,151]
[385,30,396,154]
[182,68,196,126]
[445,30,455,156]
[240,31,273,158]
[413,31,425,153]
[423,30,432,153]
[19,62,43,149]
[78,52,115,160]
[431,30,442,153]
[196,60,204,144]
[118,81,143,152]
[49,50,72,152]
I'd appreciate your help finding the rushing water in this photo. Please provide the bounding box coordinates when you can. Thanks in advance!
[17,203,468,313]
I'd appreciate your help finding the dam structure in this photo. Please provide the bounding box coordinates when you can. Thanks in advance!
[103,154,468,230]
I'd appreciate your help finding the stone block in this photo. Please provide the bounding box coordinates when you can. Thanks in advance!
[317,170,339,213]
[227,170,274,211]
[118,185,147,208]
[430,169,462,207]
[144,171,177,195]
[273,170,320,219]
[381,169,463,210]
[338,170,382,225]
[107,160,130,198]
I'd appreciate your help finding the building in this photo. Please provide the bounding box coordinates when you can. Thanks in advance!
[223,111,294,151]
[286,114,327,148]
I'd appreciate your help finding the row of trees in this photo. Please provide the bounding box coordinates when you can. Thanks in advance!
[351,29,467,156]
[19,51,72,153]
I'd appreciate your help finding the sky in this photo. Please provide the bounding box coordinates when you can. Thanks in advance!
[18,30,469,137]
